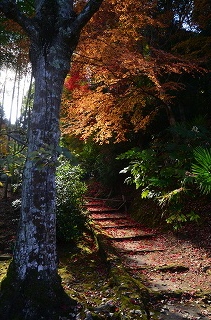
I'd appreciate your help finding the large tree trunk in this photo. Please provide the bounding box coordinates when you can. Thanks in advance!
[0,1,104,318]
[14,40,74,283]
[1,36,77,320]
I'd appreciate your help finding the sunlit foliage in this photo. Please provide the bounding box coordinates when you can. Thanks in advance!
[61,0,207,143]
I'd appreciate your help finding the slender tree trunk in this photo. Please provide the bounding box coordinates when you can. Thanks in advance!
[9,67,18,125]
[1,68,8,110]
[23,73,33,131]
[165,104,176,126]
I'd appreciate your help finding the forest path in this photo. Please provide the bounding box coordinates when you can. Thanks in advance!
[86,197,211,320]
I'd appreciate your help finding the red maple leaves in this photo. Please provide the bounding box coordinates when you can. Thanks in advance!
[64,72,89,92]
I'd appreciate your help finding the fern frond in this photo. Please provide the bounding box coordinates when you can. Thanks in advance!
[192,147,211,194]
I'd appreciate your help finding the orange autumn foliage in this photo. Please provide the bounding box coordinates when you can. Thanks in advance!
[61,0,206,143]
[1,18,30,72]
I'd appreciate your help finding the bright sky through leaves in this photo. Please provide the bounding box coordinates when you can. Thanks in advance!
[0,70,31,123]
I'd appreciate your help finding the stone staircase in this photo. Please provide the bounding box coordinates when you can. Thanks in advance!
[85,197,211,320]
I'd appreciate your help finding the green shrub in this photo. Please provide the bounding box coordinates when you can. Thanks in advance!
[118,122,211,229]
[56,158,87,242]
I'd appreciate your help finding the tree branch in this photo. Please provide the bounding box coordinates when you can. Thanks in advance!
[72,0,104,33]
[0,0,37,37]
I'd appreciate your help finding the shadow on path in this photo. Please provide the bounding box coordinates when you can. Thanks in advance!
[86,197,211,320]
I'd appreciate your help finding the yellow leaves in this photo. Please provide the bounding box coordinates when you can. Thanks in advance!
[61,75,156,143]
[61,88,124,143]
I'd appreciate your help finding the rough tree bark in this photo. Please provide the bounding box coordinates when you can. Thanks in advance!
[0,1,104,319]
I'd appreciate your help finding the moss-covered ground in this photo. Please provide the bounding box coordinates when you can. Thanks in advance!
[0,228,152,319]
[57,227,152,319]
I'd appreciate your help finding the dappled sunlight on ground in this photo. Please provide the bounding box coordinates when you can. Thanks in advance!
[88,196,211,319]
